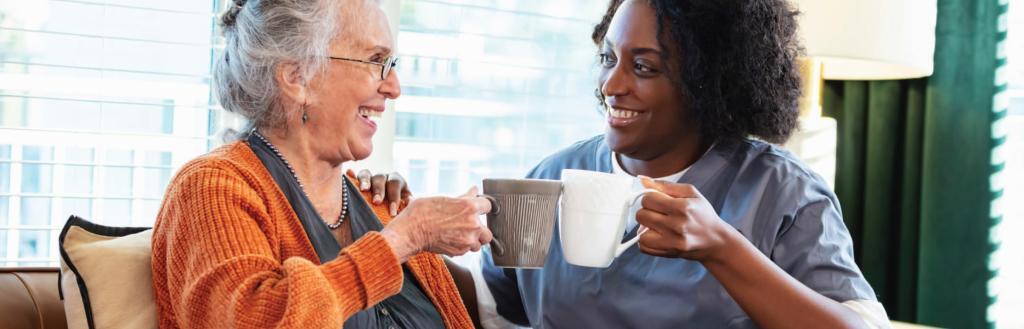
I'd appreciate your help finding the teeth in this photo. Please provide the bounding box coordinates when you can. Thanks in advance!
[358,108,382,118]
[609,109,640,119]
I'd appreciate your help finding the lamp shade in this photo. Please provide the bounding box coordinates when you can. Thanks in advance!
[793,0,937,80]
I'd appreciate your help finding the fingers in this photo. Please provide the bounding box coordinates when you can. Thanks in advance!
[640,189,687,216]
[637,226,687,258]
[399,173,413,207]
[401,189,494,257]
[639,176,703,199]
[456,186,495,216]
[450,197,491,254]
[638,241,676,258]
[635,207,677,234]
[358,171,414,212]
[385,173,406,216]
[440,228,489,256]
[478,227,493,246]
[370,173,387,204]
[401,190,413,207]
[357,169,372,191]
[466,225,493,253]
[638,228,679,252]
[451,215,491,255]
[465,195,492,215]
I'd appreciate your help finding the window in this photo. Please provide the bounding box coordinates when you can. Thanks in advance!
[992,1,1024,327]
[0,0,608,267]
[0,0,235,266]
[390,1,605,271]
[393,1,605,197]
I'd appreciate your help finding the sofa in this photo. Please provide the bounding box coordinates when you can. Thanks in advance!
[0,267,937,329]
[0,267,67,329]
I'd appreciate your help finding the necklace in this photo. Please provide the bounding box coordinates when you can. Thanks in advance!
[252,130,348,229]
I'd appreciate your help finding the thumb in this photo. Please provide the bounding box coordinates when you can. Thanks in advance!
[460,186,480,198]
[639,175,659,189]
[638,175,702,199]
[461,186,494,215]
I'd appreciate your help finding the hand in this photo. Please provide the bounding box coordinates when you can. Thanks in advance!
[635,176,732,262]
[356,169,412,216]
[380,187,493,261]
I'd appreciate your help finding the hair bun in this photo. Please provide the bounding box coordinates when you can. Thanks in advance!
[220,0,248,27]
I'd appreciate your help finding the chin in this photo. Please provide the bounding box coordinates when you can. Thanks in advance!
[344,136,375,161]
[351,147,373,161]
[605,128,638,154]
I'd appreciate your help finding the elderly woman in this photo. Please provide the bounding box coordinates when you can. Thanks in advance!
[150,0,492,328]
[477,0,890,328]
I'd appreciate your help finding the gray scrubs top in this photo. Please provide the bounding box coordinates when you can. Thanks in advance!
[482,135,877,329]
[247,134,445,329]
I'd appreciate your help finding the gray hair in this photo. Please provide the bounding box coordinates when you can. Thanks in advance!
[214,0,340,129]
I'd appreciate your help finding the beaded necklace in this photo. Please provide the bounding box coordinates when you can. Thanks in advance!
[252,130,348,229]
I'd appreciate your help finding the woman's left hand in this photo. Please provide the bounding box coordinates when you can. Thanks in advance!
[356,169,413,216]
[635,176,733,262]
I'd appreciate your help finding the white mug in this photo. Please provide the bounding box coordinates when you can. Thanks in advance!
[559,169,659,268]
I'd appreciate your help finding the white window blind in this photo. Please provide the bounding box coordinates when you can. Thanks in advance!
[0,0,609,267]
[0,0,237,267]
[392,0,605,196]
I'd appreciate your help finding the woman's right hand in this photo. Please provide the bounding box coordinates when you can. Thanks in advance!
[380,187,493,261]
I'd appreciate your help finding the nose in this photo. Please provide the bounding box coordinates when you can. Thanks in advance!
[379,69,401,99]
[600,62,630,101]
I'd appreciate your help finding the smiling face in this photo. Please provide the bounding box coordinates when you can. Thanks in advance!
[598,0,697,160]
[304,0,400,163]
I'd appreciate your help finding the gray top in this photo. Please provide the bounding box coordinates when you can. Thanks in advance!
[482,135,877,329]
[246,134,445,329]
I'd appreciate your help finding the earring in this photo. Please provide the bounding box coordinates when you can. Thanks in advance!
[301,103,309,124]
[594,88,609,115]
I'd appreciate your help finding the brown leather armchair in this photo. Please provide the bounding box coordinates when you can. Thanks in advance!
[0,267,67,329]
[0,267,936,329]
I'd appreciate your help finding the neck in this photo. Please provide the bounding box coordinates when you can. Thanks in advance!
[617,136,710,178]
[258,127,344,197]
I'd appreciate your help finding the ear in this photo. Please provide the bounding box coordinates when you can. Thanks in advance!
[275,61,308,107]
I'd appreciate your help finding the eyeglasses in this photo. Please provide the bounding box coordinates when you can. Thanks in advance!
[328,55,399,80]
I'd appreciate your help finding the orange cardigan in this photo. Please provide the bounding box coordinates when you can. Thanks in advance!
[151,141,473,329]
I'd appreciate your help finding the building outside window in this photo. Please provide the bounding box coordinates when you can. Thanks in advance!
[0,0,604,267]
[0,0,232,266]
[391,0,605,196]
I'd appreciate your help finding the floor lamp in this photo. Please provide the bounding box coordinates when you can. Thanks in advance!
[784,0,937,188]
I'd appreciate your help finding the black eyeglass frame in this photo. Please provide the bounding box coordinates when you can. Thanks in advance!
[329,55,399,80]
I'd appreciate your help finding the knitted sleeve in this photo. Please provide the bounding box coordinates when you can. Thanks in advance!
[153,164,403,329]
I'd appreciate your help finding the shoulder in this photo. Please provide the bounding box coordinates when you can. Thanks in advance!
[730,139,835,206]
[164,141,270,201]
[526,135,606,179]
[343,172,394,223]
[736,139,819,180]
[174,142,261,181]
[154,141,282,240]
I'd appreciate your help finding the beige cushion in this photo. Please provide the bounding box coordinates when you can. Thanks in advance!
[58,216,157,329]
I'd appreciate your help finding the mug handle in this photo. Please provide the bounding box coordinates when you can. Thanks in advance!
[480,194,506,257]
[614,188,662,257]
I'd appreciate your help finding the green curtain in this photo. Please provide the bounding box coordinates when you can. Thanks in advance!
[821,0,1000,327]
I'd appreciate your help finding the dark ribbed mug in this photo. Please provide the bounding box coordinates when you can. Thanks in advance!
[481,178,562,268]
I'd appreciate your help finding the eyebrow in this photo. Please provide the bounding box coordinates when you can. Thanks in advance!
[631,48,662,56]
[604,40,662,56]
[366,45,392,56]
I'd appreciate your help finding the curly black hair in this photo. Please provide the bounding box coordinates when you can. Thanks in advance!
[593,0,802,144]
